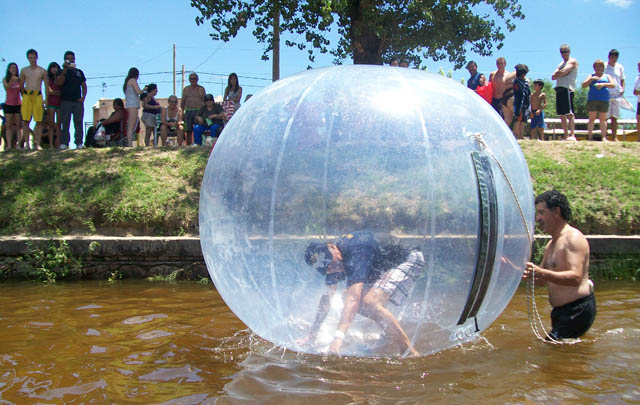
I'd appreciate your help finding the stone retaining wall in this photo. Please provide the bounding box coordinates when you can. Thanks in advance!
[0,237,208,281]
[0,235,638,281]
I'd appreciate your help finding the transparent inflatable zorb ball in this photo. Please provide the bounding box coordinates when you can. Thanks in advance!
[199,65,534,357]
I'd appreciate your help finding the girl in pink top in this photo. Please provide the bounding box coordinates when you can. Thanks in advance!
[45,62,62,148]
[2,63,22,149]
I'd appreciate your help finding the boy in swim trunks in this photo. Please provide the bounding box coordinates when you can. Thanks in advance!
[529,79,547,140]
[523,190,596,340]
[19,49,48,150]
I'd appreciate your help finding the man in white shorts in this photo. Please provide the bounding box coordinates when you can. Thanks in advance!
[604,49,625,142]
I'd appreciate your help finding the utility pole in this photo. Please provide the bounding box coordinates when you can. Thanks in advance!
[173,44,176,96]
[272,0,280,82]
[181,65,185,94]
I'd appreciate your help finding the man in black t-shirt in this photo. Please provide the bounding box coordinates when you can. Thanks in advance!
[193,94,224,145]
[56,50,87,149]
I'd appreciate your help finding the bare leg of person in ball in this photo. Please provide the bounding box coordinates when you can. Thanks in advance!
[329,282,365,354]
[362,248,424,357]
[362,288,419,357]
[298,242,344,347]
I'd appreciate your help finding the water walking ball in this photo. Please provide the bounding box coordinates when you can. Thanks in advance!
[199,65,534,357]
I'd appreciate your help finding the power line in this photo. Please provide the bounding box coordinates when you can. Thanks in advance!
[188,42,226,72]
[136,47,173,66]
[86,70,272,83]
[87,79,266,90]
[86,71,175,80]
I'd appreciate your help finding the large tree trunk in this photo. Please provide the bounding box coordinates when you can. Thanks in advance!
[349,0,383,64]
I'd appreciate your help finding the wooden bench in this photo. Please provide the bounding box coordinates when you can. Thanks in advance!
[543,118,637,141]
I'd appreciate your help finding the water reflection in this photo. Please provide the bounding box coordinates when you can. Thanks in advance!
[0,281,638,403]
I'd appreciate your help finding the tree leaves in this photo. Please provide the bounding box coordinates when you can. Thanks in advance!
[191,0,524,67]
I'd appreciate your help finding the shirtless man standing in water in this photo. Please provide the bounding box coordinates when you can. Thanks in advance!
[489,57,516,126]
[523,190,596,340]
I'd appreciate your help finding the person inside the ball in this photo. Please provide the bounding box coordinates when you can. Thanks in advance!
[301,231,424,357]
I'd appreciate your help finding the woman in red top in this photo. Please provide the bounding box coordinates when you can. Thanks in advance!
[2,63,21,149]
[45,62,62,148]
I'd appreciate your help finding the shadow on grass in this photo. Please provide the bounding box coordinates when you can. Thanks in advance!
[0,146,212,236]
[0,148,126,235]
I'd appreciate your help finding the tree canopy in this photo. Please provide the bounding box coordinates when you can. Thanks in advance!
[191,0,524,67]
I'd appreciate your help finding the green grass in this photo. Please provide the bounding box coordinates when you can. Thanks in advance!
[0,147,208,236]
[521,141,640,234]
[0,142,638,236]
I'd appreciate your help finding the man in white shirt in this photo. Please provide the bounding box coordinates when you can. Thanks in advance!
[551,44,579,141]
[604,49,625,141]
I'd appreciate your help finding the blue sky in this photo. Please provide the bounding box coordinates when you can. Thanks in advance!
[1,0,638,121]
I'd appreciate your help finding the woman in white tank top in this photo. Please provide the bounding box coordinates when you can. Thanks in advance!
[123,67,143,146]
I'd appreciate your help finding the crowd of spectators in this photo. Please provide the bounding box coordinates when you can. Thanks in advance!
[464,46,640,141]
[2,46,639,150]
[1,48,249,150]
[2,49,87,150]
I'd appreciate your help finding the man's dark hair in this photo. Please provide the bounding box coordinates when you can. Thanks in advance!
[26,49,38,58]
[535,190,572,221]
[533,79,544,88]
[113,98,124,109]
[466,60,477,68]
[514,64,529,78]
[64,50,75,59]
[608,49,619,57]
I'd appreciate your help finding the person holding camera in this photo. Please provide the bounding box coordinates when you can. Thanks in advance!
[56,50,86,149]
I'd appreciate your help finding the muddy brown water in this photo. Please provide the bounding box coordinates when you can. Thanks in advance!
[0,281,638,404]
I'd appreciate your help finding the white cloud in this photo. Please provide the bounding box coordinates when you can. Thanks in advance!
[605,0,633,8]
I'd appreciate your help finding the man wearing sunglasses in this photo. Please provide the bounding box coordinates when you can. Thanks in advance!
[181,73,206,145]
[551,44,579,141]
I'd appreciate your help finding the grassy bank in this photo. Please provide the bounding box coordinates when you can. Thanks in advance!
[1,141,638,236]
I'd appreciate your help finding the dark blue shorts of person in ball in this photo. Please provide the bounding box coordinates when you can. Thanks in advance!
[336,231,381,287]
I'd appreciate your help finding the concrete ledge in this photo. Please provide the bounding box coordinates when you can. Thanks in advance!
[0,236,207,281]
[1,235,638,257]
[0,236,202,257]
[533,235,640,255]
[0,235,637,280]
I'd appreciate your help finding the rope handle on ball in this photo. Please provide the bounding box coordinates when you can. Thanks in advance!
[467,132,564,345]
